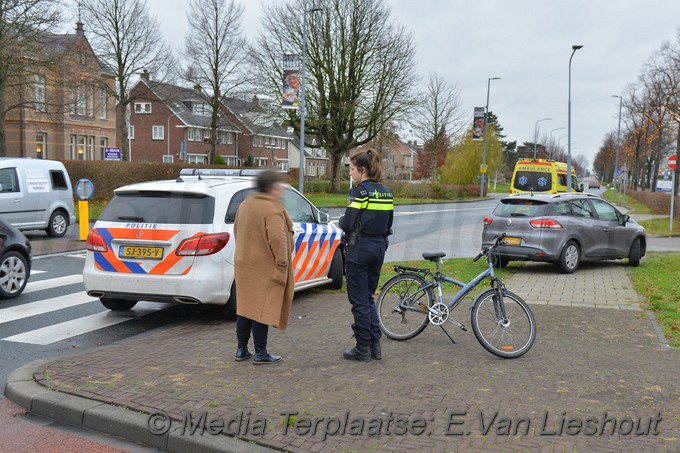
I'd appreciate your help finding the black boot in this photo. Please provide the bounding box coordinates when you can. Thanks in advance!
[370,339,382,360]
[343,340,371,362]
[234,344,253,361]
[252,348,282,365]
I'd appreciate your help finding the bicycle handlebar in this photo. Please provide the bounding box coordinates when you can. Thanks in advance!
[473,233,507,262]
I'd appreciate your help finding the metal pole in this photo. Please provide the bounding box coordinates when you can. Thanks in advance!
[167,111,179,163]
[567,45,583,193]
[612,95,622,193]
[533,118,552,160]
[481,77,500,197]
[299,8,321,193]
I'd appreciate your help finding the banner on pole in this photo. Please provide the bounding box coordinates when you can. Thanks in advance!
[472,107,485,140]
[282,54,301,110]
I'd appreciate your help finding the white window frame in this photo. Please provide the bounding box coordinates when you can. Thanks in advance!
[35,75,46,112]
[187,154,207,164]
[129,125,135,140]
[163,155,174,163]
[187,128,195,141]
[36,132,47,159]
[308,161,316,176]
[134,102,152,114]
[196,129,203,141]
[152,125,164,140]
[227,132,234,144]
[99,88,107,119]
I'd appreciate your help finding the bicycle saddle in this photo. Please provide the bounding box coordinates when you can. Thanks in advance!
[422,252,446,261]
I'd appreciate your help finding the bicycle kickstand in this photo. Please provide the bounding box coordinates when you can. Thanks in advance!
[438,325,456,345]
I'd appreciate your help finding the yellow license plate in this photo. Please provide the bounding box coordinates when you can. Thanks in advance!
[503,237,521,245]
[119,246,164,260]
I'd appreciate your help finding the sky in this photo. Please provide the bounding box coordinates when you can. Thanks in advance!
[143,0,680,170]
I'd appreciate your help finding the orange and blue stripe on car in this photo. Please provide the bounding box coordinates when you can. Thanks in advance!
[293,223,340,282]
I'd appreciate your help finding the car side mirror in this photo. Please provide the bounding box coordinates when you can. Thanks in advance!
[620,214,629,226]
[318,209,330,224]
[578,183,584,192]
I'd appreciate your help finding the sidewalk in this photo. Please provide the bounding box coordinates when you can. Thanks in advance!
[5,260,680,452]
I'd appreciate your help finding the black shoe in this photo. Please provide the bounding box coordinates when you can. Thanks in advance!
[235,346,253,362]
[252,352,282,364]
[370,339,382,360]
[343,341,371,362]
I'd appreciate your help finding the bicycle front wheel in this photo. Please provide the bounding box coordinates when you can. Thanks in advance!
[377,273,434,340]
[471,289,536,358]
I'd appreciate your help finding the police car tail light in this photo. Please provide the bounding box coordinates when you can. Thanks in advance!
[86,230,108,252]
[483,217,493,225]
[176,233,230,256]
[529,219,563,229]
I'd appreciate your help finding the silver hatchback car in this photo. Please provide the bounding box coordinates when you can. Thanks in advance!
[482,193,646,273]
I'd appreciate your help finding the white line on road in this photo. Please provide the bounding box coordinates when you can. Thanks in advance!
[0,291,94,324]
[23,274,84,294]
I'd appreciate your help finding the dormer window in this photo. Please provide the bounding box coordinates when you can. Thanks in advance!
[191,102,210,116]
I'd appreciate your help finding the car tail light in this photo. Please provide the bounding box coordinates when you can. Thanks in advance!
[483,217,493,225]
[86,230,108,252]
[529,218,563,229]
[176,233,230,256]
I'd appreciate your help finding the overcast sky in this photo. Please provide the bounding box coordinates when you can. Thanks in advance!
[144,0,680,169]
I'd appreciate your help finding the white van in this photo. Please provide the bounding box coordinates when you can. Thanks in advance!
[0,158,76,237]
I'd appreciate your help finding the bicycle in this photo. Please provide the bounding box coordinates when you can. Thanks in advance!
[376,234,536,358]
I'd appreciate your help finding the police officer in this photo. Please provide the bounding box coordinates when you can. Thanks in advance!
[339,149,394,362]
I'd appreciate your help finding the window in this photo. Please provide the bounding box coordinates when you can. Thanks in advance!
[195,129,202,141]
[134,102,152,114]
[204,129,210,139]
[49,170,68,190]
[187,128,195,141]
[100,192,215,225]
[224,156,238,166]
[0,168,19,192]
[225,189,255,223]
[191,102,210,116]
[36,132,47,159]
[591,199,619,222]
[35,75,46,112]
[129,125,135,140]
[163,155,174,163]
[283,188,315,222]
[99,137,108,160]
[187,154,207,164]
[569,199,594,218]
[152,125,164,140]
[87,135,95,160]
[227,132,234,144]
[308,161,316,176]
[99,89,107,119]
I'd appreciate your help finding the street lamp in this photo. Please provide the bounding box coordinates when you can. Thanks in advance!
[532,117,552,159]
[567,44,583,192]
[612,95,622,192]
[481,77,500,197]
[557,135,568,154]
[167,111,180,163]
[299,7,322,193]
[408,129,415,182]
[549,127,565,159]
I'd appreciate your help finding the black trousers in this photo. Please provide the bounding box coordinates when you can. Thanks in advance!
[236,316,269,351]
[345,236,386,343]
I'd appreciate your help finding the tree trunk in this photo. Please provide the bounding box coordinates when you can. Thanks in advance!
[330,151,343,193]
[118,100,129,161]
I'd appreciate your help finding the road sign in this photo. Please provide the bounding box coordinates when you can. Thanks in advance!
[668,154,677,171]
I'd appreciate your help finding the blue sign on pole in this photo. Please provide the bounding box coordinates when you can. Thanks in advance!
[104,147,121,161]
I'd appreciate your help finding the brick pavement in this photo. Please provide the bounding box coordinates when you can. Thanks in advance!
[16,262,680,452]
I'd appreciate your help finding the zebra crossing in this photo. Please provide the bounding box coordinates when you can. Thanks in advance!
[0,256,171,346]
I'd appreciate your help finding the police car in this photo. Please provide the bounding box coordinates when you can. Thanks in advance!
[83,169,344,318]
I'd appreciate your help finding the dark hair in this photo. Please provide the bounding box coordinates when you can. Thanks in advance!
[256,169,286,193]
[350,148,382,181]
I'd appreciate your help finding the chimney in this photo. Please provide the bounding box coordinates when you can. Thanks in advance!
[75,21,85,36]
[141,69,150,82]
[252,95,259,107]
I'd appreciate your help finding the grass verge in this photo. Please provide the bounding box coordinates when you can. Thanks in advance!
[628,252,680,348]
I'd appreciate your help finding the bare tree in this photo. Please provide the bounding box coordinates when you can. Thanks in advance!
[0,0,62,155]
[80,0,173,161]
[183,0,249,164]
[411,73,465,180]
[251,0,417,192]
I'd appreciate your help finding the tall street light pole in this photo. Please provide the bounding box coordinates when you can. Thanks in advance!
[481,77,500,197]
[549,126,565,159]
[612,95,622,192]
[167,111,180,163]
[299,7,321,193]
[532,117,552,159]
[567,45,583,192]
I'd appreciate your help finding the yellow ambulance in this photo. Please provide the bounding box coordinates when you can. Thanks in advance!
[510,159,581,194]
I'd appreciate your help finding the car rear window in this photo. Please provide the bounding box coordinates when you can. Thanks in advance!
[99,192,215,224]
[513,170,552,192]
[494,199,547,217]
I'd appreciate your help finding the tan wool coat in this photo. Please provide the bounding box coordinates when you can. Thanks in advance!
[233,192,295,330]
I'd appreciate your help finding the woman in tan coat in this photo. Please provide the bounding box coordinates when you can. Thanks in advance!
[233,170,294,364]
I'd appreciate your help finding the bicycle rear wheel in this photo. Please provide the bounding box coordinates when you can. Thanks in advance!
[471,289,536,358]
[377,273,434,340]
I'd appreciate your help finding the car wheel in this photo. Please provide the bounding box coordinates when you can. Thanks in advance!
[47,210,68,238]
[100,298,137,311]
[219,282,237,320]
[557,240,580,274]
[0,251,29,299]
[328,248,344,290]
[628,238,641,267]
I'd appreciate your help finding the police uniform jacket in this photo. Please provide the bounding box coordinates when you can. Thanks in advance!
[340,180,394,239]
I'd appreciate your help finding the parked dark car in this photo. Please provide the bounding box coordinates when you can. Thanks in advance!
[482,193,646,273]
[0,217,32,298]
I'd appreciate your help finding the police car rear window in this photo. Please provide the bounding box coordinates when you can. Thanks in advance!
[99,192,215,224]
